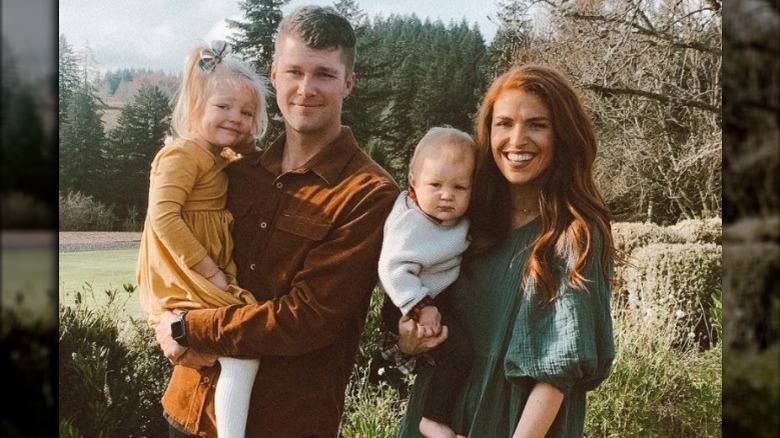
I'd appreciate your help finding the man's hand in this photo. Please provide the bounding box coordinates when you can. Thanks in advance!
[155,310,218,370]
[397,314,448,356]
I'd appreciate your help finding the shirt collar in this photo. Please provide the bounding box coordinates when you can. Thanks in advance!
[260,126,359,186]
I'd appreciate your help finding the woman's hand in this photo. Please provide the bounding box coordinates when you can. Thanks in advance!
[397,314,448,355]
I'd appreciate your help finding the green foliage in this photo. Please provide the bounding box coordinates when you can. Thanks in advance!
[722,242,780,350]
[585,313,722,437]
[669,217,723,244]
[488,0,533,77]
[341,366,409,438]
[102,83,172,220]
[354,16,487,184]
[58,191,117,231]
[723,342,780,437]
[59,84,106,197]
[1,310,56,437]
[2,39,55,208]
[227,0,288,75]
[1,191,53,228]
[59,34,80,121]
[58,284,170,437]
[625,243,722,349]
[611,221,687,259]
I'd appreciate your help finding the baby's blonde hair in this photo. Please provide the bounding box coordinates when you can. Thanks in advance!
[408,127,477,180]
[171,42,269,141]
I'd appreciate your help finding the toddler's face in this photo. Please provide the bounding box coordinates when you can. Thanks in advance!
[197,84,256,149]
[410,152,473,223]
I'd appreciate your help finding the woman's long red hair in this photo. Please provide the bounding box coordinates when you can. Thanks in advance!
[469,65,615,302]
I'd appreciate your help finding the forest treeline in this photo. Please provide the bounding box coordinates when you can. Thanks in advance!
[54,0,722,230]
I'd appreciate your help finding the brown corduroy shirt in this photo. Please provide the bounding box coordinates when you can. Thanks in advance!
[161,127,399,437]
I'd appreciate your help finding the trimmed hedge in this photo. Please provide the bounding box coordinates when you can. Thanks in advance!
[625,243,722,349]
[669,217,722,244]
[722,242,780,350]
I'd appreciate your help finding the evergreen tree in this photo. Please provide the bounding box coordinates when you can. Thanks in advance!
[339,1,393,162]
[488,0,533,76]
[1,37,18,129]
[226,0,289,141]
[362,16,487,184]
[59,84,106,199]
[227,0,289,75]
[103,84,172,222]
[333,0,367,28]
[59,34,80,121]
[1,85,48,200]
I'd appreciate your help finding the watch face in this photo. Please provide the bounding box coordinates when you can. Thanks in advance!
[171,320,184,339]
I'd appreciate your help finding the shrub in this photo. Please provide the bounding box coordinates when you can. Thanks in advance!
[722,242,780,350]
[625,243,722,349]
[58,191,117,231]
[1,191,53,228]
[58,284,169,436]
[723,216,780,243]
[1,310,57,437]
[670,217,722,244]
[611,222,687,259]
[585,313,722,437]
[610,222,686,306]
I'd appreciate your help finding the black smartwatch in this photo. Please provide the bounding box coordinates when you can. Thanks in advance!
[171,310,189,347]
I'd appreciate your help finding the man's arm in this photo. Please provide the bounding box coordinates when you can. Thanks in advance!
[164,180,399,358]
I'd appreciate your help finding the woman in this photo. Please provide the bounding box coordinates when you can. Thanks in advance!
[395,64,616,438]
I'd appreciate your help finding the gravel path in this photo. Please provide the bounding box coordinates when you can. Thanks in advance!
[58,231,142,252]
[1,231,142,252]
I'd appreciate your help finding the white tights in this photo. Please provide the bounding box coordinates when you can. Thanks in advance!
[215,357,260,438]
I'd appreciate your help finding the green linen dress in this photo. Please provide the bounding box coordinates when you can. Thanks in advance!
[398,217,615,437]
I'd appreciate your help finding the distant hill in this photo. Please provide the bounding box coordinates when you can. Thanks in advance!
[96,71,179,131]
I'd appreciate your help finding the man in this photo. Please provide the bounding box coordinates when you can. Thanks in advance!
[155,6,399,437]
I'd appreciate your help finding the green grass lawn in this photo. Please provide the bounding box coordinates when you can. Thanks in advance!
[2,247,57,326]
[58,249,143,319]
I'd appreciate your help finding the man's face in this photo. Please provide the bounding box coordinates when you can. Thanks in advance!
[270,34,355,137]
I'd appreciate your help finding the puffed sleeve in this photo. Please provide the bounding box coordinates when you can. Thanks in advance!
[504,233,615,395]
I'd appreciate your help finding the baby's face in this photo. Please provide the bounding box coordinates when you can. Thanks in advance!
[410,153,473,223]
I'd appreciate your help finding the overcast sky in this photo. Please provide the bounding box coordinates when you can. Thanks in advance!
[59,0,500,75]
[2,0,55,80]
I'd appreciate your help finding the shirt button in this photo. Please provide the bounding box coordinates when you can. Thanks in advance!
[202,377,210,384]
[276,182,283,189]
[250,263,257,271]
[260,222,267,229]
[198,432,207,437]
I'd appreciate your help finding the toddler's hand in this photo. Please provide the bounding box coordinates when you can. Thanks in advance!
[417,305,441,337]
[229,133,259,156]
[208,269,229,290]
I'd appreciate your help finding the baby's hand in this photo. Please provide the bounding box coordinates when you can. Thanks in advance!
[417,305,441,337]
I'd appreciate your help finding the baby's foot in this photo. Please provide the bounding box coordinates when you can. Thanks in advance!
[419,416,456,438]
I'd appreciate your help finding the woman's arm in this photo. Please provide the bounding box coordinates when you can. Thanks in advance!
[512,381,564,438]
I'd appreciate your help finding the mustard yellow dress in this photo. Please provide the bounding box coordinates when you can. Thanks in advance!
[137,138,256,325]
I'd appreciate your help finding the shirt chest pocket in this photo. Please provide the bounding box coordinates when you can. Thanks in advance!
[275,213,332,241]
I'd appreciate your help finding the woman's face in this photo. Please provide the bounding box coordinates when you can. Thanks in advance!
[490,89,554,189]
